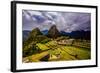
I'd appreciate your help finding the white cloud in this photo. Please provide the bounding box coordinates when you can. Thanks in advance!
[28,10,42,16]
[22,10,91,32]
[22,10,31,20]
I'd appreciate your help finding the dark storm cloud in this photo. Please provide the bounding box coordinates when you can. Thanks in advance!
[22,10,91,32]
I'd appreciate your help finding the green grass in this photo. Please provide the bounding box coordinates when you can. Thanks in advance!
[62,46,90,59]
[36,43,49,50]
[23,40,91,63]
[23,51,49,62]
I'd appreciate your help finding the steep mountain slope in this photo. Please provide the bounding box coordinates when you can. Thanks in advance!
[23,28,49,57]
[48,25,60,38]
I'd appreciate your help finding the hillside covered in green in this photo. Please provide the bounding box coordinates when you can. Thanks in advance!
[22,25,91,63]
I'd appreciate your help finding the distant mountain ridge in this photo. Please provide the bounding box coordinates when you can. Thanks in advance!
[23,25,91,41]
[23,30,30,41]
[60,30,90,40]
[41,30,48,35]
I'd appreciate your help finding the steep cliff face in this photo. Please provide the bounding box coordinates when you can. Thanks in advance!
[48,25,60,38]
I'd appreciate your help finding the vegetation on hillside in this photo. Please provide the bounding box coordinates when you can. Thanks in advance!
[22,25,91,63]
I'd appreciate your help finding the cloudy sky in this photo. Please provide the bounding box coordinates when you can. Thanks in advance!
[22,10,91,32]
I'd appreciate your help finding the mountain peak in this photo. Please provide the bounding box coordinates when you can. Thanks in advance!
[30,27,43,36]
[48,25,60,38]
